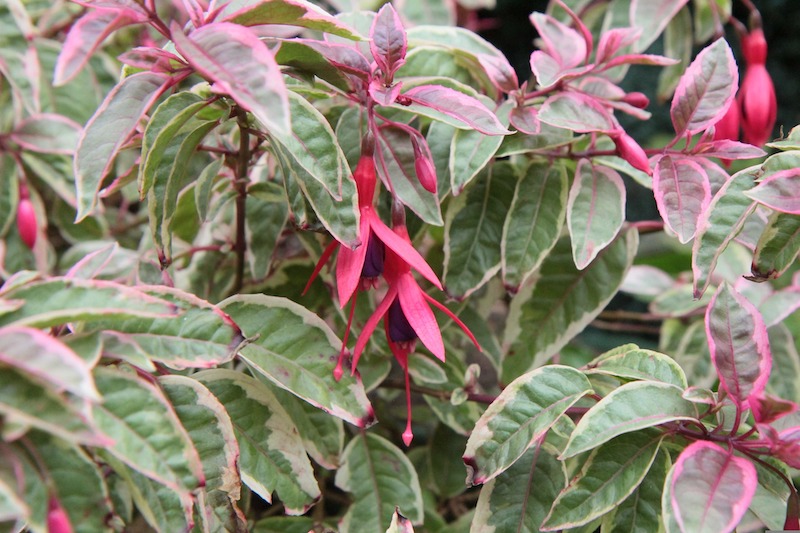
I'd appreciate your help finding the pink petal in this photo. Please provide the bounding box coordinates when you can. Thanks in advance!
[422,292,481,351]
[368,212,442,289]
[336,215,370,306]
[303,240,339,295]
[351,285,398,371]
[397,275,444,361]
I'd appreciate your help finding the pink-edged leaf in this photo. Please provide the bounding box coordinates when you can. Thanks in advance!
[370,3,406,79]
[54,7,146,86]
[477,53,519,93]
[118,46,185,72]
[744,168,800,215]
[567,160,626,269]
[283,38,371,78]
[596,27,641,64]
[670,441,757,533]
[530,50,562,88]
[221,0,362,40]
[553,0,593,60]
[71,0,148,18]
[538,92,615,133]
[705,282,771,406]
[749,392,797,425]
[0,326,99,401]
[529,12,586,69]
[653,155,710,243]
[695,139,766,160]
[775,426,800,468]
[671,39,738,136]
[630,0,689,52]
[604,53,679,69]
[758,286,800,328]
[368,211,442,290]
[397,275,444,361]
[335,215,370,306]
[696,158,730,197]
[509,105,540,134]
[10,113,81,155]
[171,22,290,137]
[402,85,510,135]
[74,71,170,221]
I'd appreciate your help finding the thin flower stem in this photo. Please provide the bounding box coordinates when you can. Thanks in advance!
[383,379,496,404]
[232,109,250,296]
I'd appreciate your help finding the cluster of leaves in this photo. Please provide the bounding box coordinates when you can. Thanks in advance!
[0,0,799,531]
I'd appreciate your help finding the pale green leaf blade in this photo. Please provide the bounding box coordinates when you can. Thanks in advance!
[0,475,27,523]
[562,381,698,458]
[603,448,671,533]
[223,0,363,40]
[159,375,246,532]
[501,161,568,291]
[567,160,625,270]
[502,229,638,382]
[541,431,663,530]
[585,348,688,388]
[750,211,800,281]
[0,155,20,238]
[335,433,423,532]
[74,71,168,220]
[0,325,99,400]
[28,431,114,533]
[444,162,515,300]
[93,367,204,493]
[196,369,320,514]
[220,294,373,427]
[472,446,566,533]
[246,182,290,281]
[692,168,757,297]
[463,365,592,485]
[449,101,511,195]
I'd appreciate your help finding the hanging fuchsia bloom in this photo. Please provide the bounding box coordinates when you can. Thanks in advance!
[739,27,777,147]
[47,497,74,533]
[351,221,480,446]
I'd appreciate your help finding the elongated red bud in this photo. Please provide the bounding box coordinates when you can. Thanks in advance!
[16,198,37,249]
[47,497,74,533]
[622,92,649,109]
[610,131,651,175]
[411,137,438,194]
[742,27,768,66]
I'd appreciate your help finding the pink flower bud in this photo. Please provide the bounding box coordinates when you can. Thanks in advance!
[411,138,438,194]
[713,100,740,143]
[47,498,74,533]
[742,27,768,66]
[16,198,37,249]
[610,131,651,175]
[622,92,649,109]
[739,63,776,147]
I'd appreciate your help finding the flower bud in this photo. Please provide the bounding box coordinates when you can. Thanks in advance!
[713,100,740,142]
[621,92,649,109]
[47,497,74,533]
[411,137,438,194]
[16,197,37,249]
[739,63,777,147]
[610,131,651,175]
[742,27,768,66]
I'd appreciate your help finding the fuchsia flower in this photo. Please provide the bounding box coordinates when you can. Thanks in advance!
[47,497,74,533]
[351,220,480,446]
[16,184,37,250]
[739,27,777,147]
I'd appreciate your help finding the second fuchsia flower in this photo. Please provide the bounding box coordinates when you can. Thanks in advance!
[738,27,777,147]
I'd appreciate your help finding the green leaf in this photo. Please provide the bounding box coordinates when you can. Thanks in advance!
[0,445,46,530]
[766,324,800,402]
[692,168,757,297]
[449,101,511,195]
[195,158,223,223]
[195,370,320,514]
[223,0,363,40]
[541,431,663,530]
[159,376,246,532]
[0,368,108,446]
[585,348,688,388]
[246,182,290,281]
[375,125,443,225]
[0,155,19,238]
[660,319,716,389]
[252,516,317,533]
[463,365,592,485]
[0,325,99,400]
[425,425,470,498]
[220,294,373,427]
[0,276,177,328]
[502,229,638,382]
[335,433,423,532]
[650,284,712,317]
[568,160,625,270]
[443,162,515,300]
[0,475,27,523]
[501,161,567,291]
[420,354,485,435]
[562,381,697,458]
[75,71,168,221]
[27,431,113,533]
[93,367,204,494]
[603,448,671,533]
[472,446,566,533]
[750,211,800,281]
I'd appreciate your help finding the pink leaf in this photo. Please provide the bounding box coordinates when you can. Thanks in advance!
[221,0,362,40]
[653,155,710,243]
[74,71,170,221]
[670,441,757,533]
[171,22,290,136]
[529,50,563,88]
[749,392,797,425]
[596,27,641,64]
[744,168,800,215]
[529,12,586,70]
[603,53,679,69]
[10,113,82,155]
[397,275,444,361]
[118,46,185,72]
[705,282,771,406]
[402,85,510,135]
[370,3,406,79]
[54,7,146,86]
[476,53,518,93]
[71,0,148,18]
[695,140,767,160]
[671,39,738,136]
[538,92,615,133]
[509,105,540,134]
[281,39,371,80]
